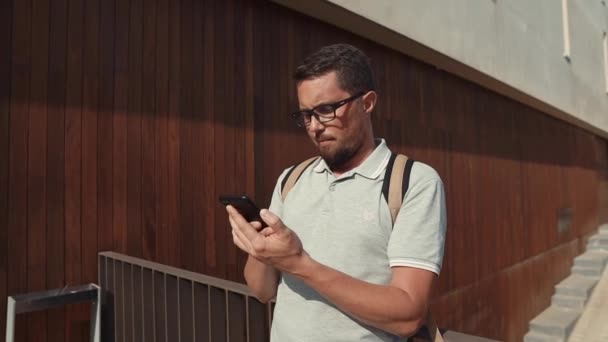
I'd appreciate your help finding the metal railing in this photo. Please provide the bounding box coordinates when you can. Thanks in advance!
[99,252,500,342]
[98,252,272,342]
[6,284,100,342]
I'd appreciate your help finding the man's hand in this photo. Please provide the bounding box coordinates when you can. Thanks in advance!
[227,205,308,274]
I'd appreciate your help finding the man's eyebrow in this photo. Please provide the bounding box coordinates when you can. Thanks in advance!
[299,100,333,111]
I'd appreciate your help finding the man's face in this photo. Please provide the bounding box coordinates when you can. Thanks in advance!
[296,72,368,169]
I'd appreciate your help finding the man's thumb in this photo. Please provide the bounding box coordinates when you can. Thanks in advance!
[260,209,283,230]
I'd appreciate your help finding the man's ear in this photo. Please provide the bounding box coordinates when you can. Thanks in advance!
[362,91,377,114]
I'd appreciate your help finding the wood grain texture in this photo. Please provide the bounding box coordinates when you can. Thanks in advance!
[179,0,195,273]
[113,0,130,255]
[154,0,170,266]
[8,0,31,340]
[0,0,10,337]
[97,0,115,254]
[64,0,85,340]
[127,0,143,261]
[141,0,157,263]
[27,0,49,340]
[82,0,100,289]
[1,0,608,341]
[191,0,206,275]
[46,0,68,339]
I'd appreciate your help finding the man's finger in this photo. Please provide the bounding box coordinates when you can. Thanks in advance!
[231,229,249,253]
[229,216,254,249]
[227,212,239,231]
[227,205,262,241]
[259,227,275,236]
[250,221,263,230]
[228,215,258,251]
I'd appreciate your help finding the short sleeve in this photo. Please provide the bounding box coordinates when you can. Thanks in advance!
[387,163,447,275]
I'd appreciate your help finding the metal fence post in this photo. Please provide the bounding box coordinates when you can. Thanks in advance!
[4,284,100,342]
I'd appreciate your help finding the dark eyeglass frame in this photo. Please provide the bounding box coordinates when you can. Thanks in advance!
[290,91,367,128]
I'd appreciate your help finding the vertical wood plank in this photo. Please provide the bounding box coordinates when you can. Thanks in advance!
[243,0,256,223]
[201,0,217,279]
[141,0,157,262]
[113,0,130,254]
[252,0,267,204]
[8,0,32,339]
[46,0,68,339]
[154,0,170,266]
[127,0,143,259]
[82,0,100,287]
[27,0,50,340]
[0,0,11,337]
[237,0,256,283]
[97,0,115,253]
[191,0,206,275]
[253,1,280,205]
[65,0,85,339]
[442,82,480,291]
[167,0,181,269]
[179,0,194,271]
[229,0,245,282]
[212,0,228,280]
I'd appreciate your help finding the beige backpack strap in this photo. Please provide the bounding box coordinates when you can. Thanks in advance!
[387,154,409,224]
[280,157,318,200]
[388,155,443,342]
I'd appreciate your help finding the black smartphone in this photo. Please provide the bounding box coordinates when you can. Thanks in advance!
[219,195,263,223]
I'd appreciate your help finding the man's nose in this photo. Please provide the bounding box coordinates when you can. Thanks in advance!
[308,115,324,133]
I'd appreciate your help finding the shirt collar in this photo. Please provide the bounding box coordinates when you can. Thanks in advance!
[313,139,391,180]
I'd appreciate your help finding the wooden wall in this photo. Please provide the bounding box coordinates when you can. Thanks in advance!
[1,0,607,341]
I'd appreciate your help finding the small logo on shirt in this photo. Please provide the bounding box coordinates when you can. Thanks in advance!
[362,209,377,222]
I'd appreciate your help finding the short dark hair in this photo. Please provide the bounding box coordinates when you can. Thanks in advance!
[294,44,375,95]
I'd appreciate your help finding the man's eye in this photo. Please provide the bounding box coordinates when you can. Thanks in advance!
[315,105,334,115]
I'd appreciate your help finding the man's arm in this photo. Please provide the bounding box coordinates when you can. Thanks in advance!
[243,255,280,303]
[230,220,280,303]
[236,169,289,303]
[292,255,434,338]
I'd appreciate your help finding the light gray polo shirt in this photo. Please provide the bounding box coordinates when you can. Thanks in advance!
[268,139,447,342]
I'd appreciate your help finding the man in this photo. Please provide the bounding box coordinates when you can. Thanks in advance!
[227,44,446,341]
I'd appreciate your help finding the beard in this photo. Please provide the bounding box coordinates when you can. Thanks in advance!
[321,146,355,170]
[318,136,363,170]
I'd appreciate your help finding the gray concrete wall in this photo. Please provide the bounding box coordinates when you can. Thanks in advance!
[274,0,608,137]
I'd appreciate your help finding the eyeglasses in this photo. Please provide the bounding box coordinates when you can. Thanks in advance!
[290,92,366,128]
